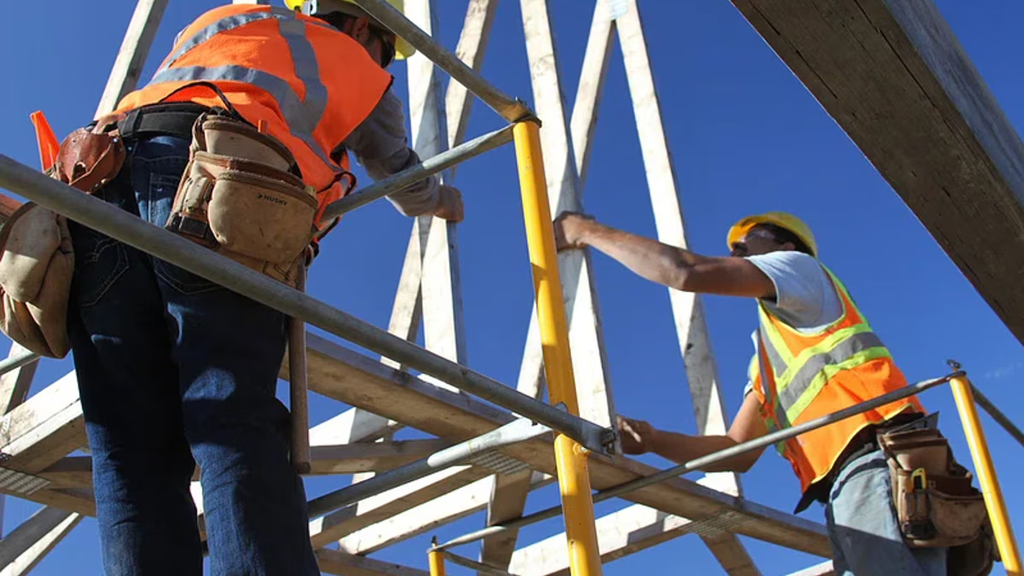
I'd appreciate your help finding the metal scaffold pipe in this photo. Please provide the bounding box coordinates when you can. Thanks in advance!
[351,0,533,123]
[321,124,515,221]
[435,372,958,551]
[0,154,612,454]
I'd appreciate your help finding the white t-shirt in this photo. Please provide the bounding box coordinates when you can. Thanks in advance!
[743,251,843,395]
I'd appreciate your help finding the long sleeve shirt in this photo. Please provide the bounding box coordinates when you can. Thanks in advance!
[340,88,441,217]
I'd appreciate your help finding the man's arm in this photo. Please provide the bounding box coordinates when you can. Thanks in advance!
[553,212,773,298]
[341,89,463,221]
[620,392,768,473]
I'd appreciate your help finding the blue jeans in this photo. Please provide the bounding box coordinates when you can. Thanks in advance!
[827,449,947,576]
[66,135,319,576]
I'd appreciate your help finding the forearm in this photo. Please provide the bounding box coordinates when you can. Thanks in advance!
[580,223,705,289]
[650,430,754,473]
[343,89,440,217]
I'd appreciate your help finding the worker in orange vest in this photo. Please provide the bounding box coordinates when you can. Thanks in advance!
[65,2,460,575]
[553,211,948,576]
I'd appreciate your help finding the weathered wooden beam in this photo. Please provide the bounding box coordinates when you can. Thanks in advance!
[0,372,86,474]
[478,470,531,569]
[0,344,38,417]
[338,472,552,555]
[316,548,429,576]
[301,334,830,556]
[0,342,40,535]
[94,0,168,118]
[0,506,81,575]
[309,465,491,548]
[728,0,1024,343]
[614,0,759,572]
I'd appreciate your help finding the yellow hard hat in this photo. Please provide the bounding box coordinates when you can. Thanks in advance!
[726,212,818,257]
[285,0,416,60]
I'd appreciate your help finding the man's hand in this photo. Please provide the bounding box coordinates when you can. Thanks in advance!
[617,415,658,455]
[432,185,464,222]
[552,211,596,250]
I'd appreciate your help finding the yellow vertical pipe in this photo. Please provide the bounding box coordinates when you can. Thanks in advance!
[513,120,603,576]
[950,375,1021,575]
[428,549,445,576]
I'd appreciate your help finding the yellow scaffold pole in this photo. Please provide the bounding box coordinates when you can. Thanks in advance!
[428,537,446,576]
[512,119,603,576]
[949,367,1021,575]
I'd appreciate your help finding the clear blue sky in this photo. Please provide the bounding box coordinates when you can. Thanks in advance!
[2,1,1023,574]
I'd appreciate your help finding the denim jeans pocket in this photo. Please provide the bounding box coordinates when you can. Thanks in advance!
[70,225,129,308]
[154,259,223,296]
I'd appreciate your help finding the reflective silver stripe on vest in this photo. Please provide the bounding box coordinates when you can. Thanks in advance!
[162,10,282,70]
[277,18,329,164]
[154,8,336,168]
[150,65,330,166]
[161,7,336,72]
[757,328,791,430]
[759,330,790,382]
[776,331,885,412]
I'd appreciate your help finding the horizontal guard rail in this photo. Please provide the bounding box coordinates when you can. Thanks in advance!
[0,154,613,454]
[434,371,960,550]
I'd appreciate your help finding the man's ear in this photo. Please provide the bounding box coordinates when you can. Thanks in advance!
[781,241,796,252]
[352,17,373,43]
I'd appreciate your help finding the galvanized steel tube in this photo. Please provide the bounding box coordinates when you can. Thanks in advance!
[0,154,611,454]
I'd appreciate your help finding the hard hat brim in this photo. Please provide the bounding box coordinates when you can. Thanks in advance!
[726,213,818,257]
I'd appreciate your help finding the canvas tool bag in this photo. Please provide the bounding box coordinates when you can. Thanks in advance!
[0,119,126,358]
[878,420,998,575]
[166,113,316,288]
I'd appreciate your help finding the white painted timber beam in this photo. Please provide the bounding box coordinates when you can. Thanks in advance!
[0,342,40,534]
[0,506,81,576]
[612,1,759,572]
[787,560,835,576]
[300,334,830,556]
[0,343,38,418]
[95,0,169,118]
[341,0,498,453]
[518,0,616,428]
[482,1,618,569]
[316,548,429,576]
[509,504,706,575]
[0,372,85,475]
[338,472,552,555]
[309,465,492,548]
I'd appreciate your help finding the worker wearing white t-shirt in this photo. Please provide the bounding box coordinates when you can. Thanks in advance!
[552,211,946,576]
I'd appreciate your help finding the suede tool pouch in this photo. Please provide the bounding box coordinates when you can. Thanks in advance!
[0,203,74,358]
[168,114,316,267]
[170,151,316,264]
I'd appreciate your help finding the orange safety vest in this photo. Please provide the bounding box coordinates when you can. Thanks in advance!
[749,264,924,494]
[115,4,393,224]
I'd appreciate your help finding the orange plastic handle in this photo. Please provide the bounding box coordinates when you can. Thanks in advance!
[29,111,60,172]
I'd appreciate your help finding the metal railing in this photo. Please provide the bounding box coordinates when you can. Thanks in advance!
[2,1,1022,575]
[426,367,1022,576]
[0,0,610,573]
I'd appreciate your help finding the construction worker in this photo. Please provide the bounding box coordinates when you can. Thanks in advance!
[65,2,460,575]
[553,211,948,576]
